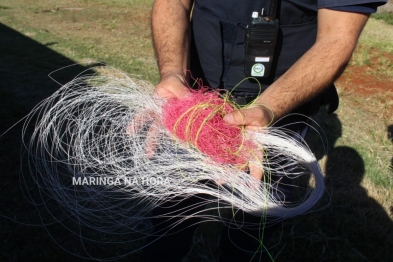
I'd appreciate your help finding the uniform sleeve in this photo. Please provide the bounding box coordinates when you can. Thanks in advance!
[327,3,383,13]
[318,0,387,13]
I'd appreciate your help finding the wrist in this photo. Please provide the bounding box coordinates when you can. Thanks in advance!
[156,71,190,99]
[160,70,186,82]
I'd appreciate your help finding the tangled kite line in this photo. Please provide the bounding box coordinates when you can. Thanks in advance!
[21,67,324,259]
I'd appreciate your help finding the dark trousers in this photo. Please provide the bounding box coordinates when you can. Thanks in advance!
[143,113,312,262]
[143,192,286,262]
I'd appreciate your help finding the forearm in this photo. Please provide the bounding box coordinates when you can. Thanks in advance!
[257,33,353,118]
[256,9,370,120]
[151,0,193,78]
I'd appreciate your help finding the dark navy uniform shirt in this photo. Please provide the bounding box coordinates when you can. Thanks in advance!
[189,0,387,114]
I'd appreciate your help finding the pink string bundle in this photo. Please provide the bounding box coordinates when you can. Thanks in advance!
[162,90,255,165]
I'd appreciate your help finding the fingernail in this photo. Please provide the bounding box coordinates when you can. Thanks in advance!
[223,114,233,123]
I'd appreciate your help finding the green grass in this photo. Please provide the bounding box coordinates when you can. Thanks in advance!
[0,0,158,82]
[358,17,393,53]
[349,17,393,79]
[372,11,393,25]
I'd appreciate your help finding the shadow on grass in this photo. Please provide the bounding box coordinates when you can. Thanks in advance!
[0,23,142,261]
[388,124,393,173]
[270,111,393,261]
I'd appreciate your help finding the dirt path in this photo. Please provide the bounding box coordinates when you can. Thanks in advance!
[336,52,393,121]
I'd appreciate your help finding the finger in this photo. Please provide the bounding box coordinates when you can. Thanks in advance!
[156,85,190,99]
[249,162,263,181]
[126,110,149,135]
[223,108,266,128]
[223,105,274,128]
[145,124,160,159]
[156,74,191,99]
[215,177,224,186]
[249,145,264,183]
[223,109,246,125]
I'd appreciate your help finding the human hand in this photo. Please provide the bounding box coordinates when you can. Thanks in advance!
[223,103,274,181]
[155,72,191,99]
[126,73,191,158]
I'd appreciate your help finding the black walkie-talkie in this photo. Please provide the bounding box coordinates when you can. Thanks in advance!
[244,4,279,78]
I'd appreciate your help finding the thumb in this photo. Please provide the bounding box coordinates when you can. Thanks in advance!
[223,110,247,126]
[224,106,273,128]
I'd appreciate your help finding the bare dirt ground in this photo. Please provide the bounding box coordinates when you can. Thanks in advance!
[336,52,393,120]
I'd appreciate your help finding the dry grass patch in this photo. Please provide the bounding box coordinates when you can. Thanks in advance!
[0,0,158,81]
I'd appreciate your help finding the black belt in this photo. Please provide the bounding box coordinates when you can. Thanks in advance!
[231,95,258,107]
